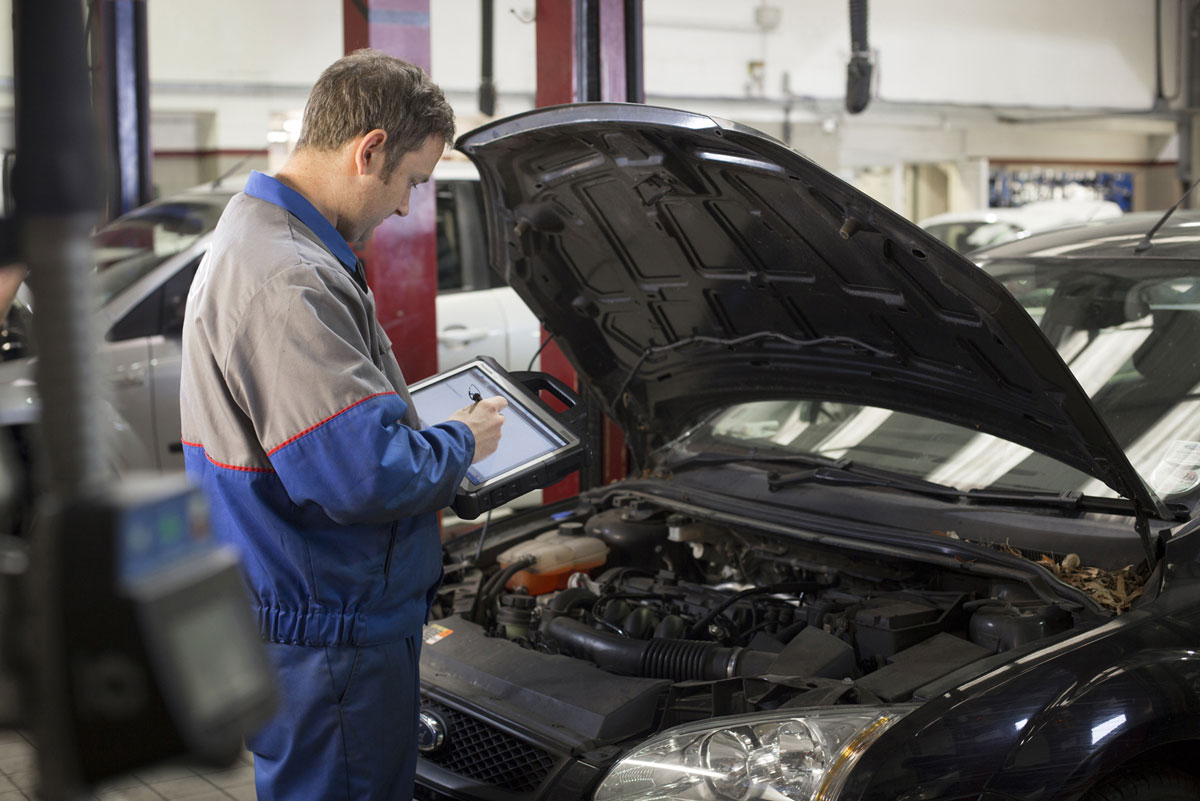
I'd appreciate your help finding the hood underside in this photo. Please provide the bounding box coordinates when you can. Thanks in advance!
[456,103,1166,526]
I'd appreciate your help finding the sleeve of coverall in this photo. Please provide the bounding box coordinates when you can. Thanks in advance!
[223,264,475,525]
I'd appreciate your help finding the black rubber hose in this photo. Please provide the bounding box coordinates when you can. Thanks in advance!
[845,0,872,114]
[849,0,868,52]
[482,555,536,599]
[469,556,535,624]
[478,0,495,116]
[547,587,598,615]
[542,616,775,681]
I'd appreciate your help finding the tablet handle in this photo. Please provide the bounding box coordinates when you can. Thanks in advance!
[509,371,586,429]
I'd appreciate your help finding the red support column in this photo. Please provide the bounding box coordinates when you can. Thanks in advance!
[343,0,439,382]
[537,0,635,503]
[534,0,576,107]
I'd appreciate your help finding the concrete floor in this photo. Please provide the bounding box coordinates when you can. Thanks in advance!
[0,730,256,801]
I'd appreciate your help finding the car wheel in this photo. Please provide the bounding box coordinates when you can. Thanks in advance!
[1082,765,1200,801]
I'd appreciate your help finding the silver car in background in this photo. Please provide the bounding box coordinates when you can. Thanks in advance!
[0,165,540,475]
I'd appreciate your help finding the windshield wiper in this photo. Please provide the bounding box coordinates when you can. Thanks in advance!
[964,489,1191,521]
[765,462,1177,519]
[766,462,962,499]
[963,487,1135,515]
[665,450,1191,521]
[659,449,851,473]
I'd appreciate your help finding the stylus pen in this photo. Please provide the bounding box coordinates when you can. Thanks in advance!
[468,389,482,411]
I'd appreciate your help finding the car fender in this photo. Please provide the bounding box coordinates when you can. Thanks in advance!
[983,644,1200,800]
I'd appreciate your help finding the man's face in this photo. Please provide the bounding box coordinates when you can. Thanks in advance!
[351,134,445,243]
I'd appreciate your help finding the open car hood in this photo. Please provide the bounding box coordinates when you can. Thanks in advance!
[457,103,1168,534]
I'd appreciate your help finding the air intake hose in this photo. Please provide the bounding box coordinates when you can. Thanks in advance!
[542,616,775,681]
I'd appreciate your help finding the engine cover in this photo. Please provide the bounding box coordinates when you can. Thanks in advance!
[419,618,670,744]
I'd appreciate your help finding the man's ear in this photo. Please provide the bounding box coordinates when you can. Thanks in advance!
[353,129,389,176]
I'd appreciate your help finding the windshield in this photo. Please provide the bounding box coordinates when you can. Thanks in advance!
[91,198,227,306]
[681,258,1200,505]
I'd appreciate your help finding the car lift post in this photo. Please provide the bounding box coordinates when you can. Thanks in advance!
[13,0,107,797]
[90,0,154,219]
[343,0,440,382]
[536,0,642,500]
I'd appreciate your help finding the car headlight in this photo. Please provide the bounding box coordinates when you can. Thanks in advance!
[593,706,912,801]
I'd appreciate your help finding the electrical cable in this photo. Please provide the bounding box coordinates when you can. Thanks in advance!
[526,333,556,372]
[471,507,492,565]
[686,581,817,639]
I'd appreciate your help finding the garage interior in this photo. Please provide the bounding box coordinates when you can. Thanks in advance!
[0,1,1192,800]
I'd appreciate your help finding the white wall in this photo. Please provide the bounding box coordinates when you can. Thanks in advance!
[1,1,1172,124]
[430,1,1163,110]
[148,0,341,85]
[145,0,342,150]
[0,0,1178,208]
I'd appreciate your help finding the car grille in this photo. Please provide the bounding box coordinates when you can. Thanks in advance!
[419,698,558,793]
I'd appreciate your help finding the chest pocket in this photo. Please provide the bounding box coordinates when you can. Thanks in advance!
[370,318,399,376]
[359,294,396,372]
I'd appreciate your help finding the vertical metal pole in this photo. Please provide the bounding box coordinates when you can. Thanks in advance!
[480,0,496,116]
[1186,2,1200,205]
[14,0,105,796]
[15,3,105,497]
[537,0,637,498]
[1189,1,1200,110]
[535,0,580,502]
[624,0,644,104]
[580,0,600,101]
[98,0,153,218]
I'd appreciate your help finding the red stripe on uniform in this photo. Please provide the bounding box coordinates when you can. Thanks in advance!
[181,440,276,474]
[266,392,400,456]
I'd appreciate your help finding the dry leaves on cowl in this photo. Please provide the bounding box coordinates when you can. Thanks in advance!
[1000,542,1146,614]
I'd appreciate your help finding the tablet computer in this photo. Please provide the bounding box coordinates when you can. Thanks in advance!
[408,356,587,518]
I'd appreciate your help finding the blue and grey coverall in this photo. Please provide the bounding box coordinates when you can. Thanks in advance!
[180,170,475,801]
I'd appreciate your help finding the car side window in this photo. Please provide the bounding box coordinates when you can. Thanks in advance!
[436,179,495,293]
[107,254,203,341]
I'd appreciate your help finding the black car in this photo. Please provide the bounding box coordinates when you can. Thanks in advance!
[414,104,1200,801]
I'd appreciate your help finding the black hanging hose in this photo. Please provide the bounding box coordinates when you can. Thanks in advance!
[845,0,872,114]
[478,0,496,116]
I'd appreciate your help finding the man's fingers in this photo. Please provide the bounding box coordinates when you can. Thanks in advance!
[457,396,506,416]
[481,395,508,413]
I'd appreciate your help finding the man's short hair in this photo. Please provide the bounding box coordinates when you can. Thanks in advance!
[297,49,456,176]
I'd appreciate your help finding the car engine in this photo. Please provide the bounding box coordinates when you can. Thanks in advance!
[417,491,1100,799]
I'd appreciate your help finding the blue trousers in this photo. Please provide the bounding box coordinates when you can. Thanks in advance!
[247,635,421,801]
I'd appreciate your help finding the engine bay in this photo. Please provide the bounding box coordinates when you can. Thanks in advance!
[426,491,1102,745]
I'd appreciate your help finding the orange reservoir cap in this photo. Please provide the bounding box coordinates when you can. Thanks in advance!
[496,531,609,595]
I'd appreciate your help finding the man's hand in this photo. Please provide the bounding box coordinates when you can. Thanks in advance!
[447,396,507,462]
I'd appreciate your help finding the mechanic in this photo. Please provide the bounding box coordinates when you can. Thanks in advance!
[179,50,506,801]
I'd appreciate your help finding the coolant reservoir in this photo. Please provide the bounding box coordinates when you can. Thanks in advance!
[496,530,609,595]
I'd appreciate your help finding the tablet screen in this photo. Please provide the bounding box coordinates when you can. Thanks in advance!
[411,365,568,485]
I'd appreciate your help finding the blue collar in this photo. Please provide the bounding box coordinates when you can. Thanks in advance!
[244,171,359,274]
